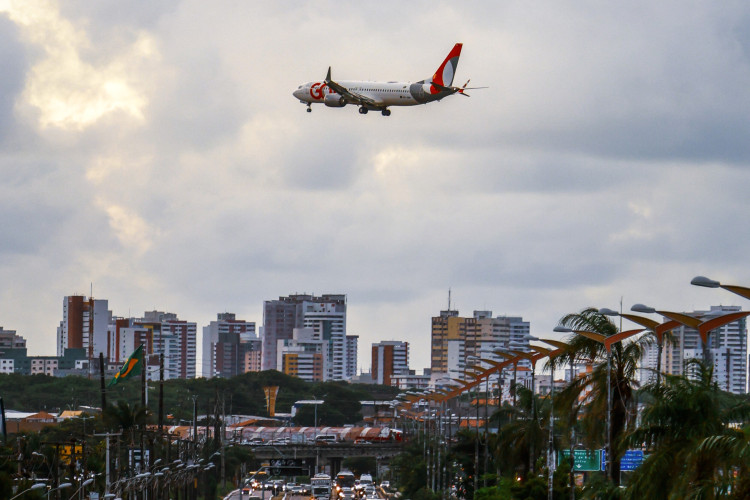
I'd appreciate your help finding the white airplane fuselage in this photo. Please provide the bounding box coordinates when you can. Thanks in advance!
[292,43,469,116]
[293,80,426,108]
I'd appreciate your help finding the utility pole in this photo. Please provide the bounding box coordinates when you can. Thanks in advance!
[141,355,146,474]
[192,395,198,463]
[99,352,107,411]
[158,354,164,434]
[222,393,226,490]
[94,432,121,496]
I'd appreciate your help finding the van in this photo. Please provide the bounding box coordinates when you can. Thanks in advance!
[315,434,337,444]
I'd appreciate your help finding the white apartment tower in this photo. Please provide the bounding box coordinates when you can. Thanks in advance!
[640,305,748,394]
[302,297,348,380]
[263,294,349,380]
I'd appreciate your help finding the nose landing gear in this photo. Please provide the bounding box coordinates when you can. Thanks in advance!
[306,103,312,113]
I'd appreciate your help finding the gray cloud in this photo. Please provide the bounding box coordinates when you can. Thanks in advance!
[2,1,750,373]
[0,15,28,143]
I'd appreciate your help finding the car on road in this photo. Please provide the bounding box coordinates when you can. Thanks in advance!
[379,481,390,491]
[315,434,338,445]
[362,486,377,498]
[339,488,357,500]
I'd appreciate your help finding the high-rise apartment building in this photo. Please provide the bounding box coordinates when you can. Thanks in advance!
[0,327,24,374]
[262,294,349,380]
[431,309,531,401]
[110,311,196,380]
[431,310,530,374]
[278,327,326,382]
[160,317,197,379]
[57,295,111,360]
[641,305,748,394]
[202,313,259,378]
[372,340,409,386]
[0,327,26,352]
[346,335,358,379]
[262,295,305,370]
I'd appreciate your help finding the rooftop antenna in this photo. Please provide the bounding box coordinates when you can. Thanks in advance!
[448,288,452,311]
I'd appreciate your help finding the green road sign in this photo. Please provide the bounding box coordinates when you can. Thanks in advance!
[558,449,602,471]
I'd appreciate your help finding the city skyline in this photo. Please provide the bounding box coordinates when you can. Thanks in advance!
[2,290,747,393]
[2,2,750,373]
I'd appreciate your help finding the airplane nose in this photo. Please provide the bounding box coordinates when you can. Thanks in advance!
[293,88,305,99]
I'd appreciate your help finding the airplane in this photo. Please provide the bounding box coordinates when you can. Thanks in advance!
[292,43,484,116]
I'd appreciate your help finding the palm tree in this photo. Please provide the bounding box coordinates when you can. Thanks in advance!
[553,308,644,485]
[625,360,750,499]
[103,399,148,445]
[494,385,549,481]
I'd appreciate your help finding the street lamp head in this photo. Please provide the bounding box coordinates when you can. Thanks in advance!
[691,276,721,288]
[631,303,656,314]
[30,483,46,491]
[521,334,540,341]
[598,308,619,316]
[553,326,572,333]
[82,478,95,487]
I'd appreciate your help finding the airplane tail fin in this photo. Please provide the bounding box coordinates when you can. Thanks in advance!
[429,43,462,92]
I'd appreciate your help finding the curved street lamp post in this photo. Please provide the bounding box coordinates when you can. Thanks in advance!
[631,304,750,379]
[10,483,46,500]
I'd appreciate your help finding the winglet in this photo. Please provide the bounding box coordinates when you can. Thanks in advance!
[325,66,331,83]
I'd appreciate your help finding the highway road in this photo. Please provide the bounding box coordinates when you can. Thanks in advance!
[225,491,384,500]
[224,493,317,500]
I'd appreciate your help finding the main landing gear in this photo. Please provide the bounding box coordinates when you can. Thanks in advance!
[358,106,391,116]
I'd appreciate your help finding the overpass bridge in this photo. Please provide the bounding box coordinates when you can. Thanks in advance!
[244,443,404,475]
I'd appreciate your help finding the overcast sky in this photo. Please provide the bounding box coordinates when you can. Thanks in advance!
[2,0,750,374]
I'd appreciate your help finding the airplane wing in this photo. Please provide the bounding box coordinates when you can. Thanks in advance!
[325,67,382,107]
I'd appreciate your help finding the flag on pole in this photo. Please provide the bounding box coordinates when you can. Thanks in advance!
[108,345,144,387]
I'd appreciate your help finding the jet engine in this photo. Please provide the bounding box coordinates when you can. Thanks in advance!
[324,94,346,107]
